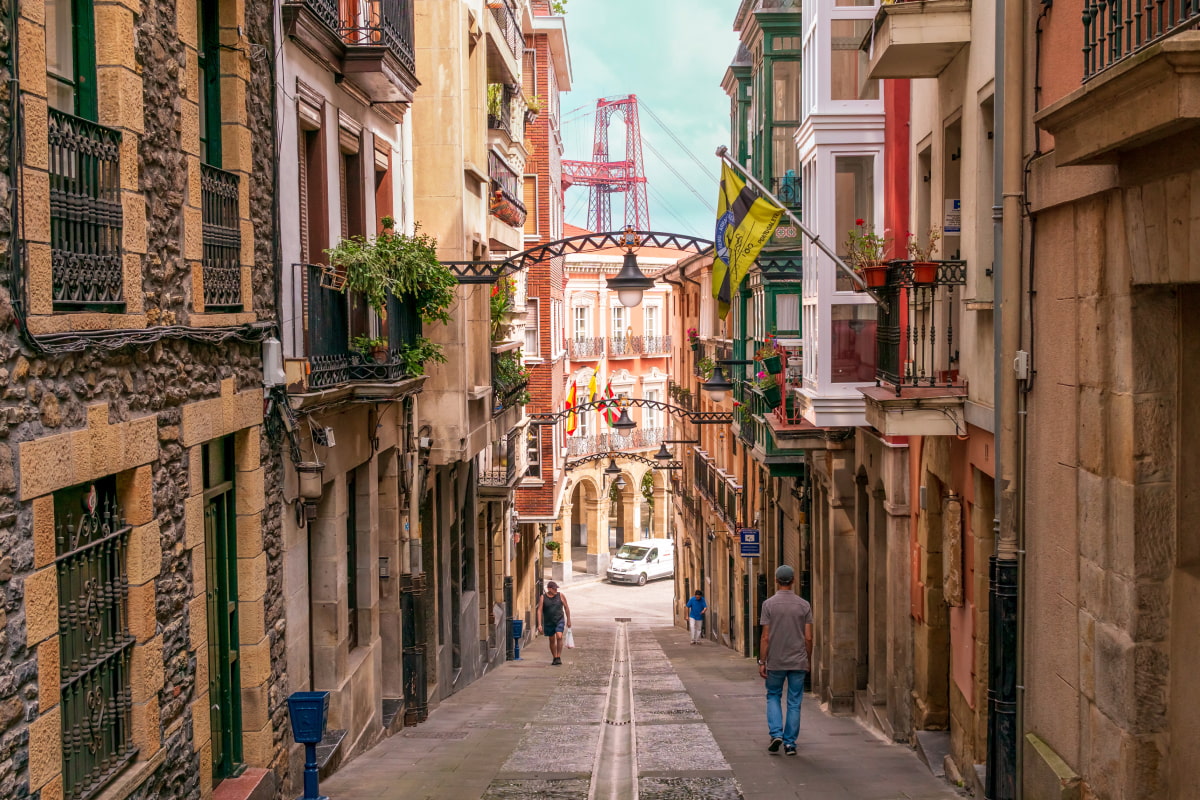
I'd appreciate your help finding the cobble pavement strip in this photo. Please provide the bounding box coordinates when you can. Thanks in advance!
[319,579,962,800]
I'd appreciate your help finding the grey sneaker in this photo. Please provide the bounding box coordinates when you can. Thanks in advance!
[768,737,783,753]
[784,745,797,756]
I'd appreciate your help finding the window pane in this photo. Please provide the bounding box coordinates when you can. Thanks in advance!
[835,155,875,291]
[46,0,76,112]
[573,306,588,337]
[776,293,800,332]
[773,127,798,176]
[772,60,799,121]
[830,19,878,101]
[524,298,539,355]
[830,304,877,383]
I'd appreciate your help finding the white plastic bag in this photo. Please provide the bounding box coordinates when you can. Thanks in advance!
[564,627,575,649]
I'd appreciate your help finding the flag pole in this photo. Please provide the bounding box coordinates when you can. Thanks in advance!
[715,146,889,312]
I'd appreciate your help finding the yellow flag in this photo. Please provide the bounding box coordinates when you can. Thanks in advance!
[587,371,598,404]
[713,163,783,318]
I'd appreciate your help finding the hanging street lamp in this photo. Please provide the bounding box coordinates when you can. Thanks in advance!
[606,249,655,307]
[654,442,672,462]
[701,365,735,403]
[612,405,637,433]
[604,458,622,477]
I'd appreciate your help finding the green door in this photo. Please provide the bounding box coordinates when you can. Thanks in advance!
[204,437,244,781]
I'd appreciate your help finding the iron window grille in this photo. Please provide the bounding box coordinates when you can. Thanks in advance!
[48,109,124,311]
[201,164,243,311]
[54,481,136,800]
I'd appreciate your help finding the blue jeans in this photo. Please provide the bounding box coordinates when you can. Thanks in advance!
[765,669,806,746]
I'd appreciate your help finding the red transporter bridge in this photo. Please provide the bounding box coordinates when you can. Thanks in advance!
[562,95,650,232]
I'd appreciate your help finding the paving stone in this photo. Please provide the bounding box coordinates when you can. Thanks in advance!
[639,776,745,800]
[634,691,702,723]
[501,725,600,773]
[637,723,730,771]
[482,778,591,799]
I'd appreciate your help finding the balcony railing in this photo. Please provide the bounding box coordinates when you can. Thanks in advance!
[342,0,416,73]
[480,427,525,487]
[487,83,520,139]
[692,451,740,528]
[565,427,666,458]
[569,336,605,359]
[492,350,529,414]
[488,150,527,227]
[668,380,695,412]
[771,174,802,208]
[609,336,635,357]
[490,0,523,61]
[295,263,422,390]
[48,109,124,311]
[1083,0,1200,79]
[874,260,966,394]
[200,164,243,311]
[635,334,672,355]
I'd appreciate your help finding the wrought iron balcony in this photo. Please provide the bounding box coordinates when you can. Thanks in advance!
[200,164,242,311]
[668,380,696,412]
[874,260,966,394]
[770,175,802,208]
[569,336,605,359]
[293,263,423,392]
[633,334,671,355]
[1083,0,1200,79]
[489,0,524,62]
[692,451,740,528]
[487,83,521,139]
[609,335,635,357]
[48,109,124,311]
[492,350,529,414]
[565,427,666,458]
[480,427,526,487]
[282,0,417,103]
[488,150,527,227]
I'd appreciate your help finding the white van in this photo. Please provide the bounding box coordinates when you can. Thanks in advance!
[606,538,675,586]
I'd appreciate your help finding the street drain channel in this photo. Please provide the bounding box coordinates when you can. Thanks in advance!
[589,620,638,800]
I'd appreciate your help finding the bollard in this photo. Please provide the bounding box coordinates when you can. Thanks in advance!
[511,618,524,660]
[288,691,330,800]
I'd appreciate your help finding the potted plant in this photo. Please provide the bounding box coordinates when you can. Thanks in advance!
[544,539,562,559]
[756,334,782,374]
[696,356,715,380]
[906,227,942,284]
[686,327,700,351]
[735,403,754,426]
[351,334,390,364]
[395,336,447,377]
[844,218,891,290]
[754,370,782,409]
[525,94,544,123]
[325,218,457,375]
[490,276,519,344]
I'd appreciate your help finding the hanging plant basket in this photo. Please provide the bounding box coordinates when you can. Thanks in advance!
[912,261,938,284]
[319,265,347,291]
[759,354,782,374]
[760,383,782,409]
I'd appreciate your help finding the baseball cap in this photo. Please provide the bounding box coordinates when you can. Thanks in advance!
[775,565,795,583]
[546,581,559,590]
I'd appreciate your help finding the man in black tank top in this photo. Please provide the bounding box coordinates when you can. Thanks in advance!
[536,582,572,665]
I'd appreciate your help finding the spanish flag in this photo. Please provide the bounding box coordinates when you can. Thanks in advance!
[713,163,783,318]
[565,380,578,436]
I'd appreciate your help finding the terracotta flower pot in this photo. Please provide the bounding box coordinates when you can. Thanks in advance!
[912,261,938,284]
[861,264,889,288]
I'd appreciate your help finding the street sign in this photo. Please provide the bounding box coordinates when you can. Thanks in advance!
[739,528,761,558]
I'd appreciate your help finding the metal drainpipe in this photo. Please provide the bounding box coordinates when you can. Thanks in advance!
[985,0,1025,793]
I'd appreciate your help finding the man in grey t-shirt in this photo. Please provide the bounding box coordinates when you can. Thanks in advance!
[758,564,813,756]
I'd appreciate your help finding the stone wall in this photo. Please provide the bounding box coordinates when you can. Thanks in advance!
[0,0,286,797]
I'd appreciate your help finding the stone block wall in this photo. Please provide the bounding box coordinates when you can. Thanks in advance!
[0,0,285,798]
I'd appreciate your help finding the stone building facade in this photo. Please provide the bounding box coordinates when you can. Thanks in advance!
[1,1,286,800]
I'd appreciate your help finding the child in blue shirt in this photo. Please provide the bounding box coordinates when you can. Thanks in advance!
[685,590,707,644]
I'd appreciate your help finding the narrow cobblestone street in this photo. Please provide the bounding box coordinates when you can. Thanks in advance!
[322,580,961,799]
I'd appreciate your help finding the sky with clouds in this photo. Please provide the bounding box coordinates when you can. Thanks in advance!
[559,0,740,238]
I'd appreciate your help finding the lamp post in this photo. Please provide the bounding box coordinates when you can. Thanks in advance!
[612,405,637,433]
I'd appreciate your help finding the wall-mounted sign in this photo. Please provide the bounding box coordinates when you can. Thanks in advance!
[739,528,761,558]
[944,199,961,234]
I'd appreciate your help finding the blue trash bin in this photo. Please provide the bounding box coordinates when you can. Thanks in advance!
[511,619,524,660]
